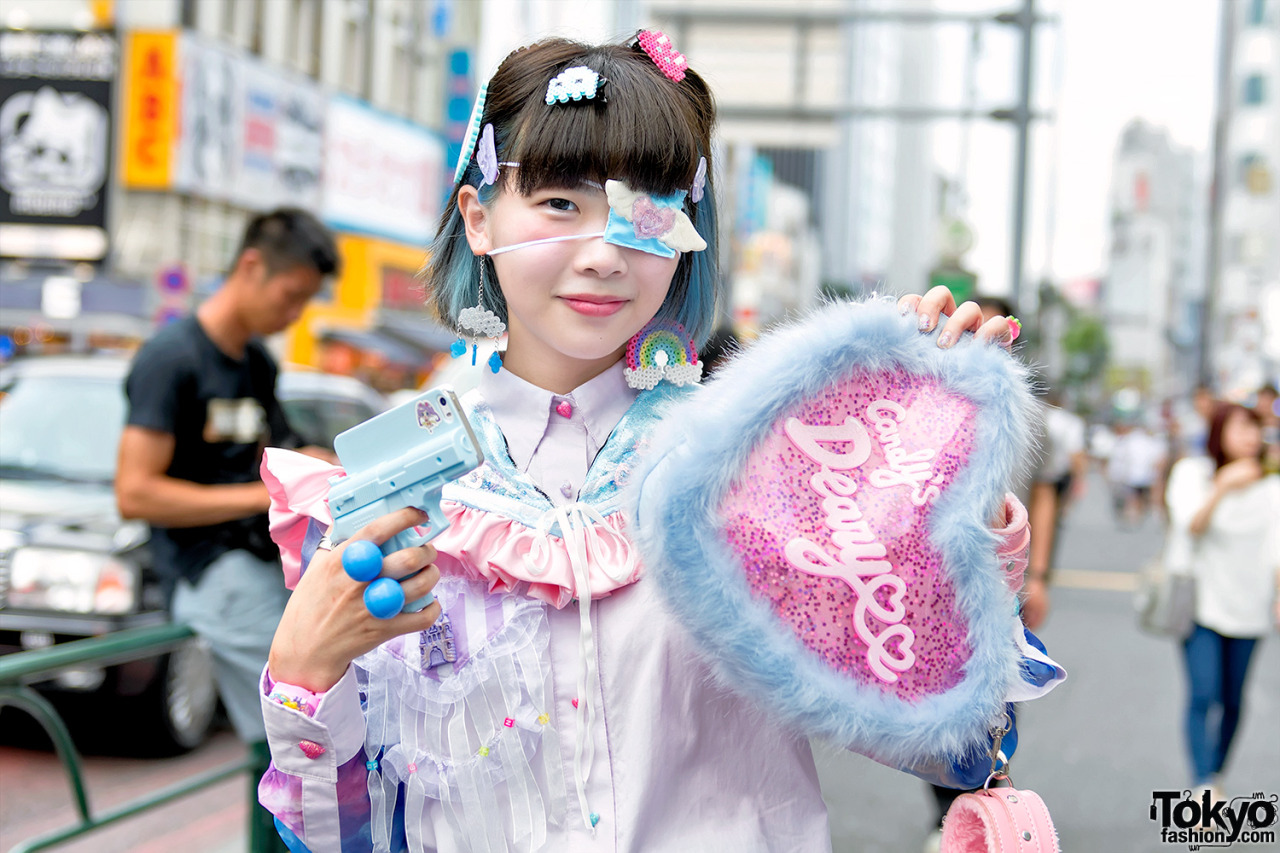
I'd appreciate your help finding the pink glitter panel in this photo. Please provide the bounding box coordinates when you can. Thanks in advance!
[718,369,977,702]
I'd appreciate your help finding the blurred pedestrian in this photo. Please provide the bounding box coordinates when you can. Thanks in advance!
[1181,383,1217,458]
[1107,419,1167,527]
[1254,384,1279,474]
[115,207,338,852]
[1164,402,1280,798]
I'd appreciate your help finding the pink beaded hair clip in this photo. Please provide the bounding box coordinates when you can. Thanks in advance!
[635,30,688,83]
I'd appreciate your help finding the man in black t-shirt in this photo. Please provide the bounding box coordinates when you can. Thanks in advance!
[117,209,338,847]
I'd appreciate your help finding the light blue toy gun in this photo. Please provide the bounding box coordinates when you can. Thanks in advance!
[328,387,484,618]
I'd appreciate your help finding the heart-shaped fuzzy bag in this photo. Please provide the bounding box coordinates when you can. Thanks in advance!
[626,299,1038,769]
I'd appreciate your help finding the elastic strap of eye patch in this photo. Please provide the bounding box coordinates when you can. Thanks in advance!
[486,232,607,256]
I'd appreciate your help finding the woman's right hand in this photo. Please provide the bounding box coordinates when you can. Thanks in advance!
[1215,457,1263,493]
[268,506,442,693]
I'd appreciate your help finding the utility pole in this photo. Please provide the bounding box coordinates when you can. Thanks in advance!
[1004,0,1036,314]
[1202,0,1235,386]
[655,4,1054,311]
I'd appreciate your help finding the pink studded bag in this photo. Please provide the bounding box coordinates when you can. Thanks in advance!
[940,781,1060,853]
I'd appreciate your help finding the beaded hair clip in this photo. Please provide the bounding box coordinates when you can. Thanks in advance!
[452,84,488,184]
[546,65,608,105]
[635,30,688,83]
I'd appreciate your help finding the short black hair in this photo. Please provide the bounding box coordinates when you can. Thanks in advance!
[234,208,339,277]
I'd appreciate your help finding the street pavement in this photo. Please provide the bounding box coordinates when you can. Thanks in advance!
[818,470,1280,852]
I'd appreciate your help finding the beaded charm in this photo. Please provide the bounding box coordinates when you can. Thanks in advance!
[624,320,702,390]
[546,65,606,105]
[451,84,488,184]
[452,261,505,373]
[635,30,688,82]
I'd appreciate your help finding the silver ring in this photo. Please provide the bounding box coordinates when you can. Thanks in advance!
[316,532,335,551]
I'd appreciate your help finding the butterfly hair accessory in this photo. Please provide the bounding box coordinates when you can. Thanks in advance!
[546,65,608,105]
[477,124,499,186]
[635,30,688,83]
[691,156,707,203]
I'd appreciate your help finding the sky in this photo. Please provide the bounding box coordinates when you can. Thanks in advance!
[943,0,1221,299]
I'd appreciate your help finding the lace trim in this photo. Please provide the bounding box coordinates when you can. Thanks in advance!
[356,581,568,849]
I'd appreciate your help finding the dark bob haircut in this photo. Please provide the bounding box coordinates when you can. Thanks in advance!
[425,36,724,346]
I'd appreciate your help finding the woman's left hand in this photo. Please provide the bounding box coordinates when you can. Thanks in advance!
[897,286,1016,349]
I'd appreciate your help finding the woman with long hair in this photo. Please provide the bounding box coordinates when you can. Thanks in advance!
[1165,402,1280,796]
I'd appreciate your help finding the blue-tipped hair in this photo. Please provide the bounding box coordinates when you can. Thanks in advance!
[424,36,724,347]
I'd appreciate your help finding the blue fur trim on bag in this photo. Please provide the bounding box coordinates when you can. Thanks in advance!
[625,298,1037,769]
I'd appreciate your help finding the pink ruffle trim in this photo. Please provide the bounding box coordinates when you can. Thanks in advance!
[991,492,1030,593]
[261,448,343,589]
[260,449,640,606]
[431,504,638,609]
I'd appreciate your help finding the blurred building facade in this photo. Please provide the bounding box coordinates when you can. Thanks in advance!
[645,0,941,330]
[1,0,1040,363]
[1210,0,1280,398]
[0,0,479,389]
[1103,119,1203,401]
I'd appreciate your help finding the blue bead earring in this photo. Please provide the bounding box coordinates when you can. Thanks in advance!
[451,257,505,374]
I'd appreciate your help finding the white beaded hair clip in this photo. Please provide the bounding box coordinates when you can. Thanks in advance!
[546,65,608,105]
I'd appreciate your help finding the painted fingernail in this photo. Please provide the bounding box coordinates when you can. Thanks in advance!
[899,302,913,316]
[1006,316,1022,342]
[937,333,953,349]
[918,314,932,331]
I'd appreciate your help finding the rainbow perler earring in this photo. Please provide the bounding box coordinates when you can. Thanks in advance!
[624,320,702,390]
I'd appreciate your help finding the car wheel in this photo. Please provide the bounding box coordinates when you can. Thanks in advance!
[138,637,218,754]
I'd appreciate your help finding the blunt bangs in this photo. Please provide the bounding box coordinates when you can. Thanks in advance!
[505,48,703,197]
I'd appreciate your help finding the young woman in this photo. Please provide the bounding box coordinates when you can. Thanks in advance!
[257,34,1038,852]
[1165,402,1280,794]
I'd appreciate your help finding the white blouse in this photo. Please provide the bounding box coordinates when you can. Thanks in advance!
[1165,456,1280,637]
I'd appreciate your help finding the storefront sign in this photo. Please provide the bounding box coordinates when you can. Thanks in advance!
[321,95,445,247]
[175,33,323,211]
[121,30,176,189]
[0,30,116,260]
